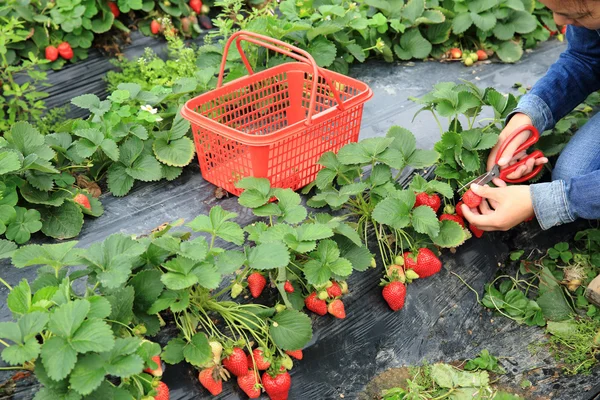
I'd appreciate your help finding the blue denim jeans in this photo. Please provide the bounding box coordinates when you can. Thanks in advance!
[529,112,600,229]
[510,25,600,229]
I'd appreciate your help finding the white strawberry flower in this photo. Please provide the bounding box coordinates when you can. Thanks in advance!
[140,105,158,114]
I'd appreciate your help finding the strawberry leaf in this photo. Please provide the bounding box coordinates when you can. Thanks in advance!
[162,338,186,365]
[49,299,90,338]
[2,337,41,365]
[0,239,18,260]
[215,250,246,274]
[191,262,221,290]
[270,310,312,351]
[411,206,440,237]
[153,137,195,167]
[40,201,83,240]
[106,287,135,325]
[432,220,467,248]
[40,336,78,381]
[183,333,211,367]
[82,234,145,289]
[272,188,308,224]
[107,163,135,197]
[68,354,106,395]
[372,198,411,229]
[178,236,208,261]
[161,257,200,290]
[247,242,290,270]
[7,279,31,316]
[87,296,112,320]
[187,206,244,245]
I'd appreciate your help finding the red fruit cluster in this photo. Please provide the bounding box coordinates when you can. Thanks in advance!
[403,248,442,279]
[198,345,297,399]
[305,292,327,316]
[45,42,73,62]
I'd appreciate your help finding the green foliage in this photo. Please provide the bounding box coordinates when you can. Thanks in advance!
[0,122,104,245]
[307,126,466,271]
[481,228,600,375]
[381,358,522,400]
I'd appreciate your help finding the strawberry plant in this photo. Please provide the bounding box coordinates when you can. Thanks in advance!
[0,240,166,399]
[305,126,469,311]
[67,82,196,196]
[0,18,50,133]
[0,122,104,244]
[474,228,600,375]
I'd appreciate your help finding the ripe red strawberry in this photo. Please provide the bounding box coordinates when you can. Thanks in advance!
[326,281,342,298]
[189,0,202,13]
[108,1,120,17]
[470,224,484,238]
[57,42,73,60]
[476,50,488,61]
[223,347,249,377]
[382,281,406,311]
[455,201,465,218]
[284,281,294,293]
[248,348,271,370]
[327,299,346,319]
[414,192,441,213]
[285,350,303,360]
[561,25,567,35]
[247,272,266,298]
[462,189,482,208]
[238,369,261,398]
[73,194,91,210]
[45,46,58,61]
[449,47,462,59]
[151,20,161,34]
[155,381,170,400]
[439,213,465,228]
[262,370,291,400]
[304,292,327,316]
[403,248,442,278]
[199,367,222,395]
[143,355,163,377]
[524,215,534,222]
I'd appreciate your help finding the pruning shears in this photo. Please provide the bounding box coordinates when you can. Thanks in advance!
[459,124,545,192]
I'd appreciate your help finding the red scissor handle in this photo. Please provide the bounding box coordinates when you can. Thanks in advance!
[495,124,544,183]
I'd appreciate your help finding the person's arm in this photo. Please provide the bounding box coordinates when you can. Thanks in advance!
[511,26,600,133]
[531,170,600,230]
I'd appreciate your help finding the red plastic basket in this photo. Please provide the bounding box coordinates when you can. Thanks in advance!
[181,31,373,196]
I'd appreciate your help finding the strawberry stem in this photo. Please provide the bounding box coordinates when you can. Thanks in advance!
[0,277,13,291]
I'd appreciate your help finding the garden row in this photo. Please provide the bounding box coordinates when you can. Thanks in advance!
[2,73,600,397]
[2,0,566,132]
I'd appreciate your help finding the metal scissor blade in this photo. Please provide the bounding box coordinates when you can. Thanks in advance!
[458,165,501,194]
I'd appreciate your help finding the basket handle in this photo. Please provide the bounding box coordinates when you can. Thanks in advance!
[216,30,345,125]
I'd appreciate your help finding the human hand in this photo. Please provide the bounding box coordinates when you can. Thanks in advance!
[461,183,534,231]
[487,113,548,183]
